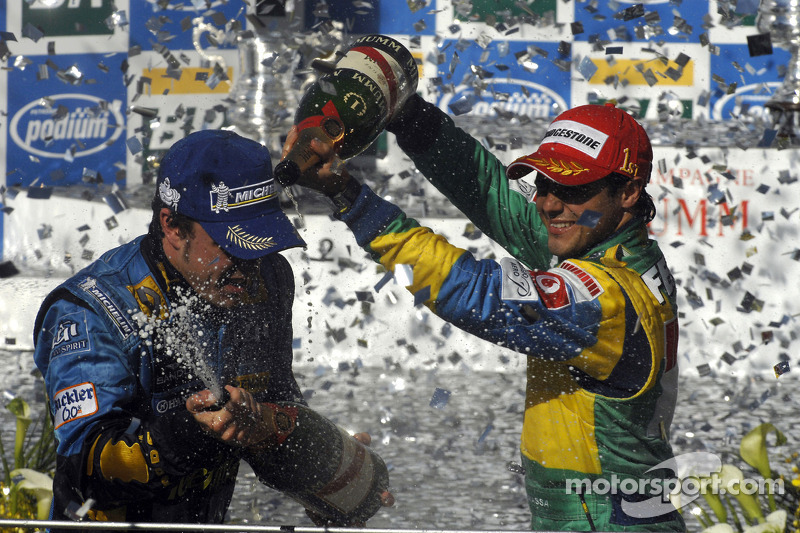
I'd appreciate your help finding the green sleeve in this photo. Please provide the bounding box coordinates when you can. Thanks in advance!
[389,96,552,270]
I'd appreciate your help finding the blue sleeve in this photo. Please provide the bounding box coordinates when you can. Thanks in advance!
[433,253,600,361]
[34,296,229,510]
[35,297,139,457]
[337,187,600,361]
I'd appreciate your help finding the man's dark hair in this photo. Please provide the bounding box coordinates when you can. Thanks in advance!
[149,193,195,240]
[606,173,657,224]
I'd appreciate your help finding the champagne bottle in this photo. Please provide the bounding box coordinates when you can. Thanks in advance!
[275,34,419,187]
[246,401,390,525]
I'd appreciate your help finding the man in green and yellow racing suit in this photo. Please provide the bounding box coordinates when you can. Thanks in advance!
[284,101,684,532]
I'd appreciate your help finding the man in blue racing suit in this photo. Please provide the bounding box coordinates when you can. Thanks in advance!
[33,131,312,527]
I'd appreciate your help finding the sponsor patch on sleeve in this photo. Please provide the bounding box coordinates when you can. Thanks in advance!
[500,258,539,302]
[53,382,98,429]
[79,277,134,339]
[500,258,574,309]
[508,178,537,203]
[556,261,604,301]
[531,271,572,309]
[49,311,92,359]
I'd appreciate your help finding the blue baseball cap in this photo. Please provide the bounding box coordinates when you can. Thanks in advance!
[156,130,306,260]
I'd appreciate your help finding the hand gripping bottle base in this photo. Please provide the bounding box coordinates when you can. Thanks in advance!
[274,115,345,187]
[246,402,390,525]
[275,34,419,187]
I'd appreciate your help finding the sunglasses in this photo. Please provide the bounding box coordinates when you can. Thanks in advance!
[534,173,620,204]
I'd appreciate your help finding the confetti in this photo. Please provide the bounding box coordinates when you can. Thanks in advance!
[394,264,414,287]
[22,23,44,42]
[130,106,158,118]
[506,462,525,475]
[477,423,493,443]
[355,291,375,303]
[706,184,725,204]
[103,192,129,214]
[27,187,53,200]
[65,499,95,521]
[104,216,119,231]
[448,95,474,116]
[374,271,393,293]
[757,129,778,147]
[37,224,53,240]
[429,388,451,409]
[407,0,426,13]
[578,56,598,81]
[82,168,101,185]
[617,4,645,21]
[774,361,790,378]
[0,261,20,278]
[747,33,773,57]
[462,223,482,240]
[413,285,431,307]
[577,210,602,228]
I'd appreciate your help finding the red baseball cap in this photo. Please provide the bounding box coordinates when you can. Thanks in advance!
[507,103,652,186]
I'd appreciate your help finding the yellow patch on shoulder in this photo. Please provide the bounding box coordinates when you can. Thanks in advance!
[127,275,168,319]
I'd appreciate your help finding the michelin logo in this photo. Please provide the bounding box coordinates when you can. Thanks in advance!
[79,277,134,338]
[209,179,277,212]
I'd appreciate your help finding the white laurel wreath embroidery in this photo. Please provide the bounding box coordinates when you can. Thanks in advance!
[226,225,276,250]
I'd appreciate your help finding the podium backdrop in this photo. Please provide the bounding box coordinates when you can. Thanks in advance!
[0,0,786,190]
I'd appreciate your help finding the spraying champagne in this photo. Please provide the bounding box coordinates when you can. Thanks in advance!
[275,34,419,187]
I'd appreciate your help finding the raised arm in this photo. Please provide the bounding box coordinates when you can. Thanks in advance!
[387,95,552,270]
[337,183,657,395]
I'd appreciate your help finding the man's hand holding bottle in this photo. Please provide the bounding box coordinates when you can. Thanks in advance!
[280,125,354,196]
